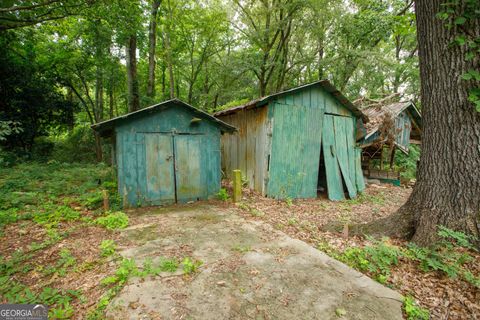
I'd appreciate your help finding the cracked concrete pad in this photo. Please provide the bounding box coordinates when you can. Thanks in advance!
[108,205,403,320]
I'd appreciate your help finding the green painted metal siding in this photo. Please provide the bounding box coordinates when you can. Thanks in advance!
[115,106,222,207]
[267,102,323,198]
[266,86,365,200]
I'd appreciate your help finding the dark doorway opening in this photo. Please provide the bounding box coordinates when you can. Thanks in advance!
[317,144,328,198]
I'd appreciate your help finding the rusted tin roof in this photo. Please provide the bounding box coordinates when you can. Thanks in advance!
[214,80,368,122]
[361,101,421,139]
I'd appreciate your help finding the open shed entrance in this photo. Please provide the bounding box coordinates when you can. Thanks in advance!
[136,132,205,205]
[318,114,358,200]
[317,147,328,196]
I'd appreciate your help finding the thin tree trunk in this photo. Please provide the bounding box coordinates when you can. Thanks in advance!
[109,76,114,119]
[95,70,103,121]
[126,34,140,112]
[356,0,480,247]
[94,133,103,162]
[161,63,166,98]
[147,0,161,99]
[165,30,175,99]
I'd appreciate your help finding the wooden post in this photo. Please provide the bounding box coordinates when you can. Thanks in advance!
[232,170,242,203]
[102,189,110,211]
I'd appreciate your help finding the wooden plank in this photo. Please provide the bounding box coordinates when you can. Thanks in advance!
[121,130,139,207]
[322,115,345,200]
[115,132,125,204]
[355,147,366,192]
[267,102,322,199]
[344,117,357,192]
[135,133,147,205]
[174,135,204,202]
[245,110,256,189]
[145,134,175,204]
[334,116,356,198]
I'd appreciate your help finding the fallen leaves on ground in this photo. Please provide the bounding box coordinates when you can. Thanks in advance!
[228,183,479,320]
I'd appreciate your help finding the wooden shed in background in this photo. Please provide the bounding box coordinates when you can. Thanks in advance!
[92,99,235,207]
[214,80,367,201]
[357,100,422,183]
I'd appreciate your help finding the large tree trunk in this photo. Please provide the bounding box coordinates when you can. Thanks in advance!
[126,34,140,112]
[147,0,161,99]
[358,0,480,247]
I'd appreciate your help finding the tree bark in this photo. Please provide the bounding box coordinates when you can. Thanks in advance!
[147,0,161,99]
[95,68,103,121]
[126,34,140,112]
[165,30,175,99]
[358,0,480,247]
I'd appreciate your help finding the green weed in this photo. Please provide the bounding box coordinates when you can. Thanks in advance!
[158,258,179,273]
[182,257,202,274]
[79,191,104,210]
[285,197,293,206]
[405,227,479,287]
[99,240,116,257]
[287,217,298,226]
[95,211,129,230]
[232,245,251,253]
[217,188,230,201]
[339,237,402,283]
[403,295,429,320]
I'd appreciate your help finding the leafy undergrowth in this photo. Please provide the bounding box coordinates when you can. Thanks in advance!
[0,162,209,319]
[232,184,480,320]
[0,162,129,318]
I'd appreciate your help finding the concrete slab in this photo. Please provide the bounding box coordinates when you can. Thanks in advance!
[107,205,403,320]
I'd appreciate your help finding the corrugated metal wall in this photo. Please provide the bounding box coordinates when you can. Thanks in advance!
[218,107,270,194]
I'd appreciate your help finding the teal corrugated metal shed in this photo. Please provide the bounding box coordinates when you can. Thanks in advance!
[215,80,367,201]
[92,99,235,207]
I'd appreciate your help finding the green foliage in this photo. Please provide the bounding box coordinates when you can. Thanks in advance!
[101,258,138,286]
[0,162,114,210]
[79,191,104,210]
[346,192,385,206]
[0,208,20,229]
[437,0,480,112]
[100,240,116,257]
[339,237,402,283]
[393,145,420,180]
[0,274,81,318]
[405,227,479,287]
[437,225,476,250]
[0,31,76,155]
[181,257,202,274]
[213,99,250,113]
[158,258,179,273]
[217,188,230,201]
[287,217,298,226]
[95,211,129,230]
[232,245,251,253]
[49,125,100,163]
[403,295,430,320]
[33,205,80,226]
[285,197,293,207]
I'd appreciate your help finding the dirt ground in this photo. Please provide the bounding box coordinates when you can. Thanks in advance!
[108,204,403,320]
[230,184,480,320]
